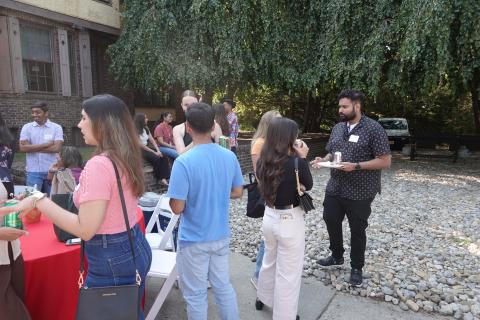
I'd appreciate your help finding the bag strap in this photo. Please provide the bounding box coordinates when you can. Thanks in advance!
[294,158,303,196]
[78,159,141,288]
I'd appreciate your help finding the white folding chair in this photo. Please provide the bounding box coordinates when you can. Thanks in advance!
[145,195,177,251]
[145,211,180,320]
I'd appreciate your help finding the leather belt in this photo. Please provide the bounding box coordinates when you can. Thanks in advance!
[268,204,294,210]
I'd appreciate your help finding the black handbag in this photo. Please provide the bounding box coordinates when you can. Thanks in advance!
[245,172,265,218]
[76,160,141,320]
[294,158,315,212]
[51,193,78,242]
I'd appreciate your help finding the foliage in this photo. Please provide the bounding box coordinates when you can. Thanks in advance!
[109,0,480,134]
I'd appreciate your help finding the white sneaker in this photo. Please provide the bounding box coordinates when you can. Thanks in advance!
[250,277,258,290]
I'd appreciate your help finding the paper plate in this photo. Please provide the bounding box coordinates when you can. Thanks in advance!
[315,162,343,169]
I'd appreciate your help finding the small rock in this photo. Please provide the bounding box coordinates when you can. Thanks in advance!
[471,303,480,316]
[382,286,394,296]
[385,295,393,302]
[423,302,434,312]
[335,284,343,291]
[439,304,454,316]
[399,302,409,311]
[391,298,399,305]
[463,313,474,320]
[360,289,367,297]
[406,284,417,291]
[406,300,419,312]
[453,310,462,319]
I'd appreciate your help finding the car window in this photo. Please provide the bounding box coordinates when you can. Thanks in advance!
[379,120,407,130]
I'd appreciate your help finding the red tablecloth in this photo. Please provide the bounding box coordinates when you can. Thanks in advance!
[20,208,145,320]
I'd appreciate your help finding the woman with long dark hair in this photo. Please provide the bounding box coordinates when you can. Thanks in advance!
[0,95,152,319]
[213,103,230,137]
[255,117,312,320]
[134,113,169,186]
[0,114,30,320]
[249,110,281,289]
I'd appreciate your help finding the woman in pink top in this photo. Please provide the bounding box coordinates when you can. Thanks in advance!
[0,94,152,319]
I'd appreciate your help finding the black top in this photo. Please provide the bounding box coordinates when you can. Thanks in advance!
[183,123,193,146]
[273,156,313,207]
[325,116,390,200]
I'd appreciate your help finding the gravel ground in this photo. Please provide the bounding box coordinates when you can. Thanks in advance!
[230,154,480,319]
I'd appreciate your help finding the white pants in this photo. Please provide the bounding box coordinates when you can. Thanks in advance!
[257,206,305,320]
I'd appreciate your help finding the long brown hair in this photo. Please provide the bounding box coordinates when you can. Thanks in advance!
[83,94,145,197]
[213,103,230,136]
[256,117,298,206]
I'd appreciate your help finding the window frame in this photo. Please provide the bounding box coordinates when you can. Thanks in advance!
[67,32,78,96]
[20,23,56,94]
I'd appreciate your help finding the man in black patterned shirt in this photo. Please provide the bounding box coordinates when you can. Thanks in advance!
[311,89,391,286]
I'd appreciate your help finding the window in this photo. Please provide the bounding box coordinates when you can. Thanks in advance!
[68,34,77,95]
[20,25,54,92]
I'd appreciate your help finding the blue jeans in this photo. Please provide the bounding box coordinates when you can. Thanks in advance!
[84,224,152,320]
[253,240,265,279]
[26,172,48,190]
[159,147,178,160]
[177,237,239,320]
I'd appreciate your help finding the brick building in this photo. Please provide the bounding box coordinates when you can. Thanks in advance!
[0,0,134,145]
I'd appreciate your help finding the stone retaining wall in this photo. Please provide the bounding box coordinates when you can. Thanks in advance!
[11,137,329,192]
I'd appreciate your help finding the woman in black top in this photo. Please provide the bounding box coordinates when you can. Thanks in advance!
[255,117,312,320]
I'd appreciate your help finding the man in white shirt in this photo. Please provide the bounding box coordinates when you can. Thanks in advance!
[19,102,63,190]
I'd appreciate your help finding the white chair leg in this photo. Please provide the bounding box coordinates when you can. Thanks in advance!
[145,267,178,320]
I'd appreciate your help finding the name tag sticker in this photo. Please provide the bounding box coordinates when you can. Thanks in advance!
[44,134,53,141]
[349,135,359,143]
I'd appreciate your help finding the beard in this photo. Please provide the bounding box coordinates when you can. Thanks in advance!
[339,109,356,122]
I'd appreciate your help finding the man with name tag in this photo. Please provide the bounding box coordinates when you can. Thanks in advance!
[19,101,63,190]
[311,89,391,286]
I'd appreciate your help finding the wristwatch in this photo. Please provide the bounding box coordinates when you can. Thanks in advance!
[355,162,362,170]
[31,191,46,208]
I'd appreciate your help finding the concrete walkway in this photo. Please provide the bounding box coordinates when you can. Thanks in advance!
[145,252,449,320]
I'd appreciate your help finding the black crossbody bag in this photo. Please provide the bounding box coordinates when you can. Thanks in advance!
[245,172,265,218]
[294,158,315,212]
[76,160,141,320]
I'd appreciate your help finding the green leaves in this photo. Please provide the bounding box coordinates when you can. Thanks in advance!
[109,0,480,133]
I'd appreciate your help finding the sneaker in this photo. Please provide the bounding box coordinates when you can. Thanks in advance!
[255,298,264,310]
[317,255,344,267]
[250,277,258,290]
[349,268,363,287]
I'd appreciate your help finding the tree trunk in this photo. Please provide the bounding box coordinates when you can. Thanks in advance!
[169,84,184,124]
[472,86,480,134]
[225,83,237,99]
[302,92,312,133]
[202,87,214,105]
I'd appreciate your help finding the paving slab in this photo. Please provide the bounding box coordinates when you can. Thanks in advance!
[319,292,450,320]
[145,251,447,320]
[145,252,335,319]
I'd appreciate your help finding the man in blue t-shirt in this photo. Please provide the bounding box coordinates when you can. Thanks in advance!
[167,102,244,320]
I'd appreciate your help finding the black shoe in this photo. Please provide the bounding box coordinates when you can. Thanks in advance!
[255,298,264,310]
[317,255,344,267]
[349,268,363,287]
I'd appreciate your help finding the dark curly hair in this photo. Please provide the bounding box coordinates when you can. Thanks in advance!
[256,117,298,206]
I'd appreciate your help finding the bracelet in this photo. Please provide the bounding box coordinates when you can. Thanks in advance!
[31,192,46,209]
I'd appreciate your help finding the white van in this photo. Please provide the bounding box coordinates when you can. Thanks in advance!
[378,118,410,150]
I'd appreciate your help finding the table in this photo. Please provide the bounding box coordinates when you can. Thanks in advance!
[20,208,145,320]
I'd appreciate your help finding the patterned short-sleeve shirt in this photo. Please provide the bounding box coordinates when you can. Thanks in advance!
[325,116,390,200]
